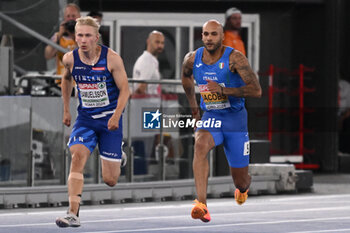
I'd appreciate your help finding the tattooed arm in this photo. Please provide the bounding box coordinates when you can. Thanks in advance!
[181,51,200,119]
[222,50,262,98]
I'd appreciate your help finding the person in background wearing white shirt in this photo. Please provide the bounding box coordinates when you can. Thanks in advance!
[132,31,165,95]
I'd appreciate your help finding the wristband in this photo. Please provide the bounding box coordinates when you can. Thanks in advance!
[221,86,224,95]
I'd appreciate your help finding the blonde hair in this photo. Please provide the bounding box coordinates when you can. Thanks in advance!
[75,16,100,34]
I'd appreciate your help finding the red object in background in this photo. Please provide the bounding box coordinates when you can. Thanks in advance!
[266,64,318,170]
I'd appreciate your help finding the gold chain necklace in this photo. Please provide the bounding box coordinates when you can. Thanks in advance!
[81,48,100,66]
[82,55,98,66]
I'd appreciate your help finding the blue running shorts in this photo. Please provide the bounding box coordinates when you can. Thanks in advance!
[197,108,250,168]
[68,114,123,162]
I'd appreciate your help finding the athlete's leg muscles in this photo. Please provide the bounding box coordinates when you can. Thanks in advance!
[230,166,251,192]
[68,144,90,215]
[231,165,250,205]
[193,130,215,205]
[101,158,121,187]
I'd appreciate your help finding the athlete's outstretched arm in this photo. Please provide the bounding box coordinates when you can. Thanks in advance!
[181,51,200,119]
[208,50,261,98]
[108,49,130,131]
[61,52,74,127]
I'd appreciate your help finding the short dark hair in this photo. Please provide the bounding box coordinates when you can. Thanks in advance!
[87,11,103,18]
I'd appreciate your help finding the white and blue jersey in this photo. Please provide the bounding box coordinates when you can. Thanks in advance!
[193,46,246,113]
[193,46,250,168]
[68,45,123,162]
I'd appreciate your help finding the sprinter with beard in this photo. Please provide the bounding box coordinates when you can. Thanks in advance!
[181,19,261,223]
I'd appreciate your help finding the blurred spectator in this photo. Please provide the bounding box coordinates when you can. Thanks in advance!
[132,31,165,95]
[87,11,103,24]
[44,3,81,75]
[223,7,246,56]
[87,11,107,45]
[338,79,350,153]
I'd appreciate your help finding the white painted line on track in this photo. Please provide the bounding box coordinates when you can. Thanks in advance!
[288,229,350,233]
[81,216,350,233]
[1,205,350,228]
[0,213,24,217]
[269,194,350,202]
[0,222,55,228]
[212,205,350,217]
[1,194,349,217]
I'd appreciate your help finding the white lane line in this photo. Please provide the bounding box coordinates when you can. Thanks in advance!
[0,222,55,227]
[0,213,24,217]
[288,229,350,233]
[0,202,227,217]
[2,195,350,217]
[25,205,185,216]
[81,216,350,233]
[1,205,350,228]
[269,194,350,202]
[83,205,350,224]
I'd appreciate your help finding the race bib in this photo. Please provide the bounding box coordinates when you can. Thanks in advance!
[79,82,110,108]
[199,84,231,110]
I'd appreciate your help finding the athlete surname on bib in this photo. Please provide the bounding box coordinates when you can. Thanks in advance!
[58,16,131,229]
[181,20,262,223]
[193,46,246,112]
[72,45,119,119]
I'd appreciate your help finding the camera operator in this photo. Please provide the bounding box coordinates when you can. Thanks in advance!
[44,3,81,76]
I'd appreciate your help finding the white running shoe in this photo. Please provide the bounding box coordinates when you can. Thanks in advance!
[121,150,127,167]
[55,213,80,228]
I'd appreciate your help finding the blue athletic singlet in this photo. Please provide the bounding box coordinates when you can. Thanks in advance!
[72,45,119,119]
[193,46,250,168]
[193,46,246,113]
[68,45,123,161]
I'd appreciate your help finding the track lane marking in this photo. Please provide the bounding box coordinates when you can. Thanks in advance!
[81,216,350,233]
[1,205,350,228]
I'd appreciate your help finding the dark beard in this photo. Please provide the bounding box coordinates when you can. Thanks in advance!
[204,41,221,54]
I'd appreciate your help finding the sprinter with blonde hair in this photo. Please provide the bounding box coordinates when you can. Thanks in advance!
[56,16,130,228]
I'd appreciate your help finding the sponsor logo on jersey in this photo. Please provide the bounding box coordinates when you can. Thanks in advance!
[92,67,105,71]
[102,151,118,157]
[79,83,97,89]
